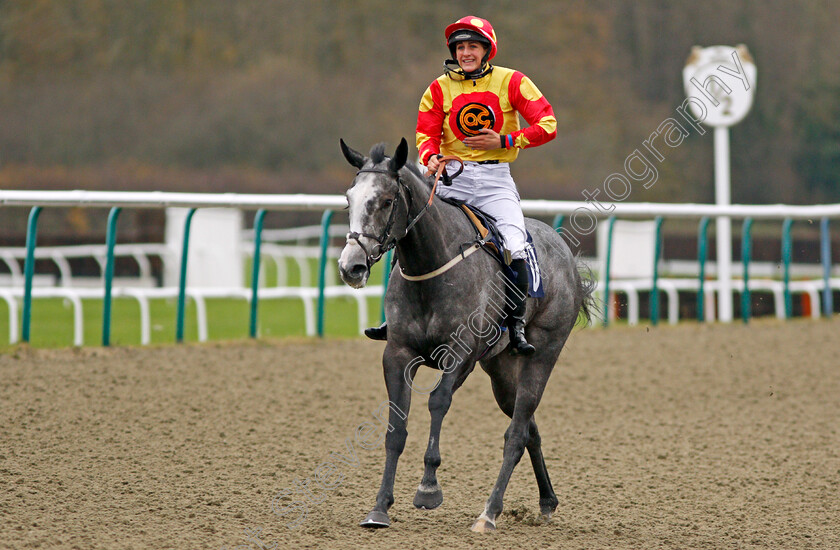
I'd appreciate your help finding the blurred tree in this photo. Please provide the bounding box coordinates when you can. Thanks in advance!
[795,83,840,202]
[0,0,837,204]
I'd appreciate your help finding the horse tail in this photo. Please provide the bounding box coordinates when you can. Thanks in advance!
[574,255,599,327]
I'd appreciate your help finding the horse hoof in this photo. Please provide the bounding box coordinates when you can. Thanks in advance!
[470,513,496,533]
[413,484,443,510]
[540,497,558,520]
[360,510,390,528]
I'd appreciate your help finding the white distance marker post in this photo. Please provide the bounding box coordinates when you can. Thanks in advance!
[714,126,732,320]
[683,45,757,323]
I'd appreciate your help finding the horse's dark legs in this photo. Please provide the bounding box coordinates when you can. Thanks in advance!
[413,373,458,510]
[486,364,558,522]
[471,399,536,532]
[472,353,555,532]
[360,345,415,528]
[526,418,558,518]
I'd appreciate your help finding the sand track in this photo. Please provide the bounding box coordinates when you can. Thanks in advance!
[2,318,839,549]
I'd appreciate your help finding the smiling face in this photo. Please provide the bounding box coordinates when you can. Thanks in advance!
[455,40,487,73]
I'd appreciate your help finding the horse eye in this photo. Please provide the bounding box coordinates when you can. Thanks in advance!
[383,199,393,208]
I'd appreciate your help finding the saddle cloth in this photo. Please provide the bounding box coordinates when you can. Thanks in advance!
[452,201,545,298]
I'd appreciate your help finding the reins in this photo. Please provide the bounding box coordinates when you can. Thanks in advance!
[402,155,463,236]
[347,156,464,268]
[348,155,485,281]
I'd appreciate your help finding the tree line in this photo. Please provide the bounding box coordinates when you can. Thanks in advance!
[1,0,838,204]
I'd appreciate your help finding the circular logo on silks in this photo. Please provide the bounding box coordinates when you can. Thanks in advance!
[456,102,496,137]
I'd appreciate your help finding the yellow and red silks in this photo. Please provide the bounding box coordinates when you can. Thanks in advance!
[416,66,557,165]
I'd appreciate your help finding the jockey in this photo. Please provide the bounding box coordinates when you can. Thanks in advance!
[366,15,557,356]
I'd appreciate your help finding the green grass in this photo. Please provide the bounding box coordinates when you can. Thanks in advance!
[248,252,392,287]
[0,295,384,349]
[0,257,391,349]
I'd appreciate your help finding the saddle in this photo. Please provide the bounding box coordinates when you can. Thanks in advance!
[439,196,544,298]
[459,203,503,258]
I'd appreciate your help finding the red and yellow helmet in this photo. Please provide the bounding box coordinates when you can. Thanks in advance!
[444,16,497,61]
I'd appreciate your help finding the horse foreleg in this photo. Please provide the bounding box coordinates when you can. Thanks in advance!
[413,372,457,510]
[360,345,415,528]
[526,418,558,519]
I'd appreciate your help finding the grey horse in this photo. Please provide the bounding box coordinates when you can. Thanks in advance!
[337,138,595,532]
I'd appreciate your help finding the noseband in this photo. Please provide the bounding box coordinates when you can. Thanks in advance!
[346,158,463,268]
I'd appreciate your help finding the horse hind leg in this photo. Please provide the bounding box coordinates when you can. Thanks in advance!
[485,360,557,519]
[472,348,559,532]
[413,373,457,510]
[471,403,534,533]
[526,418,559,519]
[471,418,557,533]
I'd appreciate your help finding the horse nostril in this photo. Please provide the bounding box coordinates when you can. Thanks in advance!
[349,264,368,279]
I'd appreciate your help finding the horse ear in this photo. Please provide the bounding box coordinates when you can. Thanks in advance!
[389,137,408,172]
[340,139,366,169]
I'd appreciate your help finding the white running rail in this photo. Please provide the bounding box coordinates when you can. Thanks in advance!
[1,190,838,345]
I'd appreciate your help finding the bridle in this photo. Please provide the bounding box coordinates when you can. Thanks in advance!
[345,168,406,267]
[346,157,463,268]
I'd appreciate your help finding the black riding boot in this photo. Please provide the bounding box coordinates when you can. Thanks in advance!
[364,322,388,341]
[506,258,536,356]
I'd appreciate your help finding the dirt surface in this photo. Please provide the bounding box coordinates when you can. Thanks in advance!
[2,318,839,549]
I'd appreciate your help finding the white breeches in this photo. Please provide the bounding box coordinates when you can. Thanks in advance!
[437,161,528,259]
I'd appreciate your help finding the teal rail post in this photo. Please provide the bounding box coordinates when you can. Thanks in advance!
[741,218,754,324]
[102,207,122,346]
[316,209,334,337]
[380,249,393,324]
[249,209,267,338]
[601,216,616,327]
[176,208,197,343]
[650,216,664,326]
[552,214,564,232]
[21,206,43,343]
[781,218,793,319]
[820,217,833,317]
[696,217,711,322]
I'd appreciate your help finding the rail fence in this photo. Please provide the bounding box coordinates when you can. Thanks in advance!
[1,190,839,346]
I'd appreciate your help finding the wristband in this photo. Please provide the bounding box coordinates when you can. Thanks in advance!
[500,135,506,149]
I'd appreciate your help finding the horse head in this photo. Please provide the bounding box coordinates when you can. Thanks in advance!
[338,138,409,288]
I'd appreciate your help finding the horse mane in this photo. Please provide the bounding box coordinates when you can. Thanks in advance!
[405,160,426,181]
